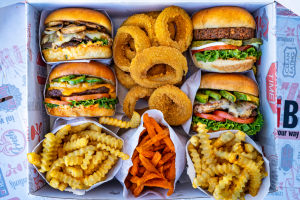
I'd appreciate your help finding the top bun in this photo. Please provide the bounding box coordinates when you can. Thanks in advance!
[49,61,116,85]
[200,73,259,96]
[192,6,255,29]
[45,8,112,34]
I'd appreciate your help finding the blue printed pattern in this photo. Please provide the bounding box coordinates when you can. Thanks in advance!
[0,84,22,112]
[0,168,9,198]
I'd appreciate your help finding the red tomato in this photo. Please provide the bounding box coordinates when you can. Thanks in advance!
[60,94,110,101]
[212,111,255,124]
[194,113,226,122]
[237,45,253,51]
[191,45,238,54]
[44,98,72,105]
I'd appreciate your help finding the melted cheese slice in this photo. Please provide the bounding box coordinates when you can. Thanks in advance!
[43,30,110,47]
[48,83,116,98]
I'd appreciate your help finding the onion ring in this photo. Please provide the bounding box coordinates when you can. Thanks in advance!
[130,46,188,88]
[121,14,158,46]
[145,11,176,40]
[154,6,193,52]
[149,85,193,126]
[123,86,155,118]
[113,26,151,72]
[113,64,137,89]
[124,45,136,62]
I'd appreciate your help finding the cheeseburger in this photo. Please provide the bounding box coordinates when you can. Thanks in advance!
[192,73,263,135]
[44,61,117,117]
[191,6,262,72]
[41,8,112,62]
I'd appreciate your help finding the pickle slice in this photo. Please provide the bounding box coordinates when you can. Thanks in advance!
[195,92,209,103]
[191,40,216,47]
[204,90,221,100]
[68,76,86,85]
[220,90,236,102]
[218,39,242,46]
[86,78,103,83]
[242,38,263,46]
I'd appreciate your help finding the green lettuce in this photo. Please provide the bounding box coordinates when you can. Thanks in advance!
[44,97,118,109]
[192,112,264,135]
[195,47,262,63]
[93,37,108,46]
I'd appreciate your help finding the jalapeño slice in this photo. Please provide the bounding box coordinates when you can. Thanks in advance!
[86,78,103,83]
[68,76,86,85]
[58,75,75,82]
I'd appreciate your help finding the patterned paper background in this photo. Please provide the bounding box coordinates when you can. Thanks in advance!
[0,2,300,200]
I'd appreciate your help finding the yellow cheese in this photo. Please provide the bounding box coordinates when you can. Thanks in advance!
[48,83,116,98]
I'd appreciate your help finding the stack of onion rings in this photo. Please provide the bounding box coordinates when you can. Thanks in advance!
[113,64,137,89]
[113,26,151,72]
[148,84,193,126]
[130,46,188,88]
[155,6,193,52]
[123,86,155,118]
[121,14,157,46]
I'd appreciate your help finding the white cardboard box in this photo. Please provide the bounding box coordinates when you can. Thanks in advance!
[25,1,282,199]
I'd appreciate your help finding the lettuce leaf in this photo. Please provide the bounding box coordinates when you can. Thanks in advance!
[44,97,118,109]
[192,112,264,135]
[93,37,108,46]
[195,47,262,63]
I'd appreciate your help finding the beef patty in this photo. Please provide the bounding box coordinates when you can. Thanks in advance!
[46,86,109,98]
[194,27,255,40]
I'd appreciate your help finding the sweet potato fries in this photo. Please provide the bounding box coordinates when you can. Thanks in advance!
[125,113,176,197]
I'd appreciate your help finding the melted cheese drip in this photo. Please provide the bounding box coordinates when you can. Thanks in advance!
[43,30,110,47]
[48,83,116,98]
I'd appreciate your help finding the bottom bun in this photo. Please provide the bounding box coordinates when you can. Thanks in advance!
[46,104,115,117]
[191,124,228,133]
[192,54,255,72]
[42,45,112,62]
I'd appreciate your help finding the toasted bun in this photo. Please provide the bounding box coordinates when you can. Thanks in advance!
[192,6,255,29]
[49,61,116,84]
[42,44,112,63]
[46,104,115,117]
[192,54,255,72]
[45,8,112,34]
[200,73,259,96]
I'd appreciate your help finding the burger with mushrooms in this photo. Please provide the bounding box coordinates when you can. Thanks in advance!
[192,73,263,135]
[44,61,117,117]
[191,6,262,72]
[41,8,112,62]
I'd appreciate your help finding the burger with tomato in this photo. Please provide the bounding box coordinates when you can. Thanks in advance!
[44,61,117,117]
[191,6,262,72]
[192,73,263,135]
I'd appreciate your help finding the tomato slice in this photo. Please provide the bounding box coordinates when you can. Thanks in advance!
[60,93,110,101]
[191,45,238,54]
[194,113,226,122]
[44,98,72,105]
[212,110,255,124]
[237,45,252,51]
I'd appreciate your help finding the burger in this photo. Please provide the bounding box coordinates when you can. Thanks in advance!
[191,6,262,72]
[44,61,117,117]
[191,73,264,135]
[41,8,112,62]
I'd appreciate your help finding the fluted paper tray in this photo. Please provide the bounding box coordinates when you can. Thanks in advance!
[186,130,270,200]
[30,117,123,195]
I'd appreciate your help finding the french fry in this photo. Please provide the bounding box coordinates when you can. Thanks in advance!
[136,130,169,153]
[127,115,176,197]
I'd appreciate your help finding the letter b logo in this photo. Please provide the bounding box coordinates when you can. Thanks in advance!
[283,100,298,128]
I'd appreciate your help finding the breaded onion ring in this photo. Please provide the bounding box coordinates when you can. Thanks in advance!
[145,11,176,40]
[113,64,137,89]
[130,46,188,88]
[155,6,193,52]
[113,26,151,72]
[123,86,155,118]
[149,85,193,126]
[121,14,157,46]
[124,45,136,62]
